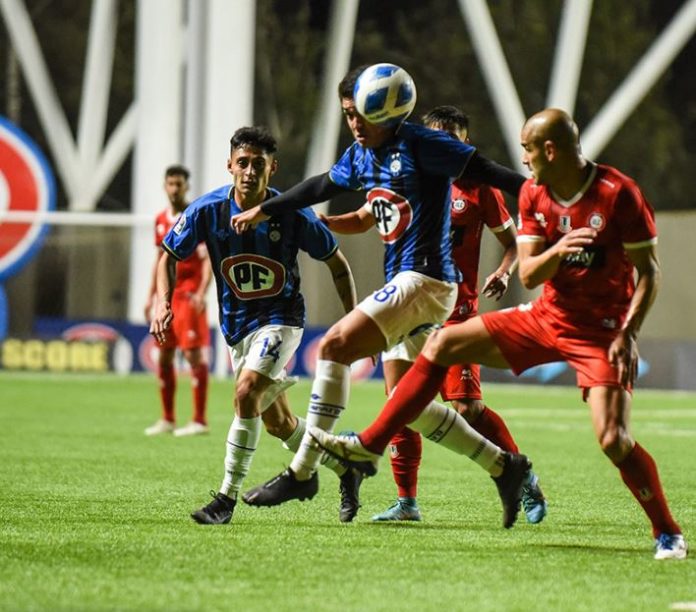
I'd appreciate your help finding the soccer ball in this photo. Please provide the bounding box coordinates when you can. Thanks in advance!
[353,63,417,127]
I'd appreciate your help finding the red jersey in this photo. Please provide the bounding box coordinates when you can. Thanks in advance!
[517,163,657,329]
[155,208,206,296]
[449,178,513,315]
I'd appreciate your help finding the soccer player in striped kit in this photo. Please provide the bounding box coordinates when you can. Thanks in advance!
[233,66,532,529]
[150,127,360,525]
[371,106,547,524]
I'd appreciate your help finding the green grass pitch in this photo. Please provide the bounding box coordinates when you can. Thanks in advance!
[1,372,694,611]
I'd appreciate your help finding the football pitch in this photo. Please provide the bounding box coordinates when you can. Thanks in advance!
[1,373,694,611]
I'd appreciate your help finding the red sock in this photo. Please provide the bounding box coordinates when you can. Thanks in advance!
[158,363,176,422]
[191,363,209,425]
[361,354,447,453]
[389,427,422,498]
[615,442,681,537]
[470,406,519,453]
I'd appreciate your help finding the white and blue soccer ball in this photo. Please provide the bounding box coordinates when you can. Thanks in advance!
[353,63,417,127]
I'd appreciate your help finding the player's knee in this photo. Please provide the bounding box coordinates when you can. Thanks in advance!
[454,399,483,422]
[158,349,175,367]
[317,329,351,362]
[598,426,632,460]
[422,329,452,364]
[183,349,204,368]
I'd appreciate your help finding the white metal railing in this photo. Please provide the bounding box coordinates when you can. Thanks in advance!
[0,210,151,227]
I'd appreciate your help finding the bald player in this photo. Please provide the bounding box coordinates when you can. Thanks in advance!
[311,108,687,560]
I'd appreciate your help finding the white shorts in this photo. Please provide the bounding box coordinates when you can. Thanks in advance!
[228,324,303,382]
[382,326,433,363]
[357,271,457,354]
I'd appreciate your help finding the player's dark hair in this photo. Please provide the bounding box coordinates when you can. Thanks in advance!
[337,64,371,100]
[164,164,190,180]
[422,105,470,132]
[230,126,278,155]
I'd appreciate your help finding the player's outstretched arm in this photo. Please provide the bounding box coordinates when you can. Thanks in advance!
[463,153,526,198]
[231,173,347,234]
[323,249,358,315]
[150,251,177,345]
[318,208,376,234]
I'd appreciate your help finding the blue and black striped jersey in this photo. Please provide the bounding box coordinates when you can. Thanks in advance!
[329,122,474,283]
[162,185,338,346]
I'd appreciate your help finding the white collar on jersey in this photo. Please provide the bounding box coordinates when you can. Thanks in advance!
[550,162,597,208]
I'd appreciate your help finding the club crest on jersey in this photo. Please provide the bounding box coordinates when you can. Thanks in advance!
[389,152,402,176]
[173,214,186,235]
[452,198,467,212]
[558,215,572,233]
[366,187,413,244]
[269,221,282,242]
[588,212,605,231]
[220,254,285,300]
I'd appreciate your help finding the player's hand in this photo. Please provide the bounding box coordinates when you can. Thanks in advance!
[317,212,330,227]
[190,292,206,313]
[482,271,510,301]
[554,227,597,258]
[608,329,639,387]
[231,205,269,234]
[150,300,173,345]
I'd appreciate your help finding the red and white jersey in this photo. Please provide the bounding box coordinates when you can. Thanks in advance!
[155,208,207,296]
[517,163,657,329]
[449,178,513,314]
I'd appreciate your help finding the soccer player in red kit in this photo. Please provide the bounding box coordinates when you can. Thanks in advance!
[311,109,687,559]
[372,106,546,523]
[144,165,212,437]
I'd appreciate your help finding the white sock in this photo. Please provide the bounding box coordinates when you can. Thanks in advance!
[282,416,306,452]
[290,360,350,480]
[411,401,505,475]
[283,416,345,476]
[220,416,262,498]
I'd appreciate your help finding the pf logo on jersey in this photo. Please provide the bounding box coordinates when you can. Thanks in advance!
[220,254,285,300]
[366,187,413,244]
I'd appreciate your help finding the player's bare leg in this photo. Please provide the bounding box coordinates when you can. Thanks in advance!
[588,386,686,559]
[243,309,386,509]
[191,369,275,525]
[248,393,365,522]
[314,318,532,528]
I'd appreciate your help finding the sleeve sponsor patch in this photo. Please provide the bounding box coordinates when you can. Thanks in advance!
[173,214,186,235]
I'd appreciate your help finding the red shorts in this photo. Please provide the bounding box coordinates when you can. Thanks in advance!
[441,313,482,401]
[481,301,628,394]
[160,293,210,351]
